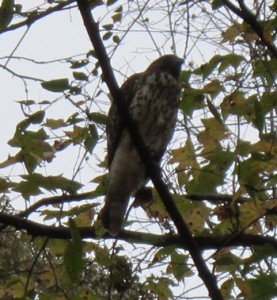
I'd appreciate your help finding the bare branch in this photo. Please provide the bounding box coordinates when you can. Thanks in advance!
[19,192,250,219]
[1,212,276,250]
[18,191,98,218]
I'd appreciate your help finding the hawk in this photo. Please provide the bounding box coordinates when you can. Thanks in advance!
[102,54,183,235]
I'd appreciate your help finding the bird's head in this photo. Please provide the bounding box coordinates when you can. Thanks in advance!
[146,54,184,79]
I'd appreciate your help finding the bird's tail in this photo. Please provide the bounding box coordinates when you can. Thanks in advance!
[101,191,130,236]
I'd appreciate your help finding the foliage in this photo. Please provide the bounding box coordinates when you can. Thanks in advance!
[0,0,276,299]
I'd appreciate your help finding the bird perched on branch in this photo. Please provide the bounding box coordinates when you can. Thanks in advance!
[102,54,183,236]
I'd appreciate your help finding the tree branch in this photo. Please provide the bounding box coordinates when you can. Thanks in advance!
[0,0,76,35]
[76,1,223,299]
[1,212,276,250]
[19,192,249,219]
[186,193,249,203]
[18,191,98,218]
[222,0,277,58]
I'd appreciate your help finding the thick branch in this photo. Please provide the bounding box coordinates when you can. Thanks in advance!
[76,1,223,299]
[1,212,276,249]
[222,0,277,58]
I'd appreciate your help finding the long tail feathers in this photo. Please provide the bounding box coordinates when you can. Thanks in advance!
[101,194,129,236]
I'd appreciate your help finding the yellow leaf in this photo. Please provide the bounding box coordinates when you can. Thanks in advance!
[264,199,277,210]
[263,29,273,44]
[0,154,20,169]
[239,202,263,233]
[197,118,228,151]
[46,239,67,256]
[39,268,57,288]
[264,199,277,230]
[144,189,169,222]
[44,118,65,129]
[220,278,234,299]
[75,210,94,227]
[186,203,209,234]
[234,276,252,298]
[221,24,242,43]
[244,33,259,43]
[252,138,277,156]
[203,79,222,94]
[170,139,197,165]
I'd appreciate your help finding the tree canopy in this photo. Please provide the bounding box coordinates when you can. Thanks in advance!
[0,0,276,299]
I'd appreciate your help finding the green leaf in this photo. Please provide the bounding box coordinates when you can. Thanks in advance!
[14,173,82,199]
[16,111,45,132]
[66,112,83,125]
[114,5,123,12]
[146,276,174,299]
[151,246,175,265]
[13,178,41,199]
[73,71,88,81]
[246,273,277,300]
[8,127,51,173]
[41,78,70,92]
[218,54,245,72]
[180,86,205,116]
[88,112,108,125]
[212,0,223,9]
[112,12,122,23]
[38,100,51,105]
[107,0,117,5]
[70,59,89,69]
[203,79,223,98]
[253,99,264,133]
[221,24,242,43]
[236,139,252,156]
[64,219,84,283]
[260,91,277,112]
[88,0,103,9]
[102,23,113,30]
[44,118,65,129]
[220,279,234,299]
[65,125,89,145]
[0,177,12,192]
[167,251,193,281]
[206,98,224,125]
[253,59,277,86]
[215,252,242,272]
[194,55,222,79]
[84,124,98,153]
[0,0,14,29]
[243,244,277,268]
[221,92,256,120]
[180,69,191,83]
[42,204,97,221]
[186,146,233,194]
[16,100,35,106]
[113,35,120,44]
[103,32,112,40]
[197,118,228,150]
